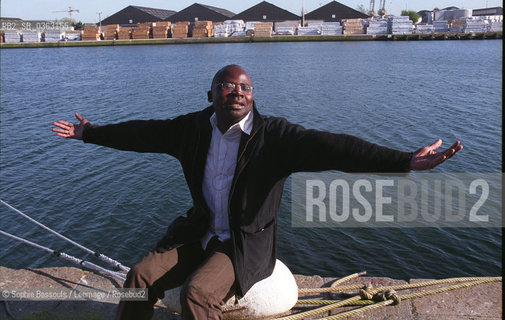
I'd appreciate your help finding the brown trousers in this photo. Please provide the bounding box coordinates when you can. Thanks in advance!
[115,239,235,320]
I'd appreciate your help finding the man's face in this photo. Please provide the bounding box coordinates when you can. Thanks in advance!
[210,66,254,130]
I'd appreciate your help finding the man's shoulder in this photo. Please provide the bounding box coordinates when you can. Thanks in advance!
[260,114,305,134]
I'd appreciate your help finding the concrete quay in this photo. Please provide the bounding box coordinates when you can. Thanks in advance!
[0,266,501,319]
[0,31,502,49]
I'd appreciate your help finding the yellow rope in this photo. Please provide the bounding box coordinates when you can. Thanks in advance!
[273,296,362,320]
[330,271,366,288]
[298,276,501,295]
[314,278,501,320]
[317,300,394,320]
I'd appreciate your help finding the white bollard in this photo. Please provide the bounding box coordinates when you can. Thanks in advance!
[161,259,298,318]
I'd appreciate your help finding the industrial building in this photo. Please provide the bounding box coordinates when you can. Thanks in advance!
[166,3,235,23]
[232,1,300,23]
[99,5,176,26]
[472,7,503,22]
[304,1,369,22]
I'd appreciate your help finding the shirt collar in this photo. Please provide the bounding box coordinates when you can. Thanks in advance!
[209,111,253,135]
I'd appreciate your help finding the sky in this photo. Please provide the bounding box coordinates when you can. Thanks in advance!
[1,0,502,23]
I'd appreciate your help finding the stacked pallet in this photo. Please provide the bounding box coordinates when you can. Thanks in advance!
[43,31,63,42]
[172,21,190,38]
[152,21,171,38]
[3,31,20,43]
[366,20,388,34]
[387,16,413,34]
[274,21,299,35]
[415,24,434,34]
[450,19,467,32]
[253,22,273,37]
[65,30,82,41]
[82,26,101,40]
[321,22,342,35]
[461,20,488,33]
[132,23,151,39]
[118,28,133,40]
[192,21,213,37]
[433,21,449,32]
[489,21,502,32]
[297,25,320,35]
[276,27,295,35]
[342,19,365,34]
[104,24,119,40]
[21,31,40,42]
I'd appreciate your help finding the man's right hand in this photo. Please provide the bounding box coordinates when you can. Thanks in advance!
[52,113,89,140]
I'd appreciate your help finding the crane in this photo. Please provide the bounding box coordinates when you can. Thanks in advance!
[369,0,376,16]
[377,0,387,16]
[52,6,80,20]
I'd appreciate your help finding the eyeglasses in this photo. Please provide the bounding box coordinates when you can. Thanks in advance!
[217,82,253,93]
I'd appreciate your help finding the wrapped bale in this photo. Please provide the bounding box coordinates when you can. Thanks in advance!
[82,26,101,40]
[21,31,40,42]
[104,24,119,40]
[366,20,388,34]
[172,21,189,38]
[274,21,299,35]
[415,24,434,34]
[65,30,82,41]
[297,25,320,35]
[387,16,413,34]
[321,22,342,35]
[489,21,502,32]
[433,20,449,32]
[42,31,63,42]
[461,20,487,33]
[3,30,21,43]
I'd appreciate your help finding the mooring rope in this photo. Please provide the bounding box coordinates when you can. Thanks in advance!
[0,199,130,272]
[0,229,126,282]
[316,278,501,320]
[291,277,502,320]
[298,276,501,295]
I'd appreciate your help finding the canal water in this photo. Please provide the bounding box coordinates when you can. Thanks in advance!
[0,40,501,279]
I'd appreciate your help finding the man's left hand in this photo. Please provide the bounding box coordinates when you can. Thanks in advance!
[410,139,463,170]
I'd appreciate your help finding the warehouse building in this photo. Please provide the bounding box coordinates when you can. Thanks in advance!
[472,7,503,22]
[304,1,368,22]
[99,5,176,26]
[166,3,235,22]
[232,1,300,22]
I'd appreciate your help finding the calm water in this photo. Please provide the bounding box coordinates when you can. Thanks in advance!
[0,40,502,280]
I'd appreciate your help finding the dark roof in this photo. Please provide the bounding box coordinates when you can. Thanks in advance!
[100,5,176,25]
[232,1,300,22]
[166,3,234,22]
[132,5,176,20]
[472,7,503,16]
[442,6,459,10]
[305,1,368,21]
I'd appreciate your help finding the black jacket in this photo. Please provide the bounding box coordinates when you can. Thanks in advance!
[83,104,412,296]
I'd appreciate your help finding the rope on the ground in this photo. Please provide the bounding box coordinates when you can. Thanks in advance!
[298,276,501,295]
[330,271,366,288]
[273,296,362,320]
[298,277,502,320]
